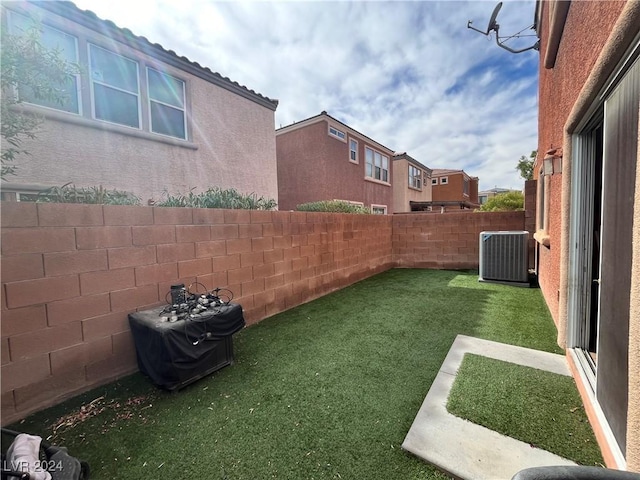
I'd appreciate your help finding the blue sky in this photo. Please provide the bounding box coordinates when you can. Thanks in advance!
[73,0,539,191]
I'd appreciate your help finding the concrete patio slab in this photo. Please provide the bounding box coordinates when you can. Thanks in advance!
[402,335,577,480]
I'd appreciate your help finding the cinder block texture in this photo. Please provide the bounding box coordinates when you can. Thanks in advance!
[392,211,525,269]
[1,202,519,426]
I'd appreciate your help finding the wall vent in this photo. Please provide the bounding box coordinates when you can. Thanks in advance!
[479,231,529,286]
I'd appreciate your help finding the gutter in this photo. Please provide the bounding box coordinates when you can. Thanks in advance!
[544,1,571,69]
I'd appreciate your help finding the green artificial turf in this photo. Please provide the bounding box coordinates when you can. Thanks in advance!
[447,353,603,466]
[8,269,567,479]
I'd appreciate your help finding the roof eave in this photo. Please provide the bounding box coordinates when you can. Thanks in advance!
[277,111,395,154]
[31,1,278,111]
[392,153,432,174]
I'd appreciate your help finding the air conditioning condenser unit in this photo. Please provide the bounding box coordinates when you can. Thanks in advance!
[479,231,530,286]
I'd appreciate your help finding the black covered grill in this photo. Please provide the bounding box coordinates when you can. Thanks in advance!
[128,303,245,391]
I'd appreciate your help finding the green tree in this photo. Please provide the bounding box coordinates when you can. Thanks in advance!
[516,150,537,181]
[479,191,524,212]
[1,20,81,178]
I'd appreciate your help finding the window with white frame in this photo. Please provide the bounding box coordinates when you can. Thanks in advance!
[8,11,81,114]
[371,205,387,215]
[365,147,389,182]
[409,165,422,189]
[349,138,358,163]
[147,67,186,139]
[89,44,140,128]
[328,126,346,140]
[463,178,469,196]
[432,178,438,186]
[16,192,41,202]
[440,176,449,185]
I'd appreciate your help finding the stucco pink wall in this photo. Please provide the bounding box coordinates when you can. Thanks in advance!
[537,2,624,154]
[536,0,639,470]
[537,175,562,324]
[536,1,624,321]
[276,118,394,212]
[431,173,479,204]
[2,3,278,205]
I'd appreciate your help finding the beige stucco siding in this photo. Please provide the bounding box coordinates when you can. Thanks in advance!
[392,159,432,212]
[15,87,277,204]
[3,2,278,204]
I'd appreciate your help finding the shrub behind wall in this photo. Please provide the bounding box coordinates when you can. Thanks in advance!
[296,200,370,214]
[157,187,277,210]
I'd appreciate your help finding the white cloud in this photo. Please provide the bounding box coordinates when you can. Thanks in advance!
[72,0,539,190]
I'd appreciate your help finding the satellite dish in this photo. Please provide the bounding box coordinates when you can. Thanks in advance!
[486,2,502,33]
[467,2,539,54]
[467,2,501,35]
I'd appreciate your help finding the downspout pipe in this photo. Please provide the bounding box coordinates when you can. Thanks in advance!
[544,1,571,69]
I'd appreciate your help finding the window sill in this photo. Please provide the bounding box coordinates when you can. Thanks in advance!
[534,230,551,247]
[364,177,391,187]
[349,159,359,165]
[14,104,199,150]
[408,185,422,192]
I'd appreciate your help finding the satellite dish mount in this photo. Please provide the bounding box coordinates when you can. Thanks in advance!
[467,2,539,54]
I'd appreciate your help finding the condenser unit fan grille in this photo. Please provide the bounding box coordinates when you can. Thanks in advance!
[479,231,529,285]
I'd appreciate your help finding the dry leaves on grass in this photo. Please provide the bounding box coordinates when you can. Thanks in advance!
[48,395,153,440]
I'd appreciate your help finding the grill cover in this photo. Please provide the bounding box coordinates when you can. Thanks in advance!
[128,303,245,390]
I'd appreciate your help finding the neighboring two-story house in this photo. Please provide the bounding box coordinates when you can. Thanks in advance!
[276,111,394,213]
[416,168,479,211]
[0,1,279,205]
[392,153,432,213]
[533,0,640,471]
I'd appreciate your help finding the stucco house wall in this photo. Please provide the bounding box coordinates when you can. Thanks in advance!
[535,0,639,471]
[536,175,562,322]
[276,112,394,213]
[535,0,624,326]
[431,170,479,205]
[470,177,479,204]
[392,154,432,213]
[1,1,278,205]
[432,173,462,202]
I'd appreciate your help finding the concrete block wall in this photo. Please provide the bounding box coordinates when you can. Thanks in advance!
[1,203,392,424]
[1,204,523,424]
[392,211,526,269]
